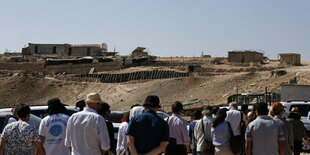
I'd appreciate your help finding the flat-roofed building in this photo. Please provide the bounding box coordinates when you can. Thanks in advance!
[228,51,263,63]
[279,53,301,66]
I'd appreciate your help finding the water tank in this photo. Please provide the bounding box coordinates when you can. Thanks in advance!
[102,42,108,52]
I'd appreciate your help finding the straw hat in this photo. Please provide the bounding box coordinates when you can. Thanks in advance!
[85,93,104,104]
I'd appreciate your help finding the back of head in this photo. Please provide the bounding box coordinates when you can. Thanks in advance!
[255,102,268,115]
[98,102,111,118]
[241,104,248,112]
[47,98,67,115]
[75,100,86,111]
[129,106,144,120]
[16,104,31,119]
[143,95,161,109]
[171,101,183,114]
[229,102,238,110]
[123,112,130,123]
[288,112,301,120]
[212,108,228,128]
[202,106,213,116]
[191,109,202,120]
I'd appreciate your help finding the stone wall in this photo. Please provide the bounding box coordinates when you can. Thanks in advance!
[0,62,45,71]
[76,70,189,83]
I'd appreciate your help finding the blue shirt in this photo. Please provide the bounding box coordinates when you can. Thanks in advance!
[189,121,197,139]
[211,121,231,146]
[126,110,169,154]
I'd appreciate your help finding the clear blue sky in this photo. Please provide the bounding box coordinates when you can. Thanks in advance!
[1,0,309,60]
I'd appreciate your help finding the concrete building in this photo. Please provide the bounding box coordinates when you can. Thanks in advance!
[228,51,263,63]
[25,43,104,57]
[279,53,301,66]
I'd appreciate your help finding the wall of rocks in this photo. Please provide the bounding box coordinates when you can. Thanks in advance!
[0,62,45,71]
[76,70,189,83]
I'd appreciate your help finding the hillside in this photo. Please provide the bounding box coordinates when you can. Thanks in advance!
[1,61,310,112]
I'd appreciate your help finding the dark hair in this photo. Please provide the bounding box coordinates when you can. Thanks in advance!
[241,104,248,112]
[123,112,130,123]
[172,101,183,114]
[98,103,111,118]
[75,100,86,111]
[212,108,228,128]
[213,106,220,115]
[255,102,268,115]
[191,109,202,120]
[15,104,31,118]
[47,98,67,115]
[288,112,301,120]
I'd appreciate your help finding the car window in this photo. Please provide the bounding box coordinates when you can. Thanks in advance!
[107,113,125,123]
[289,105,310,117]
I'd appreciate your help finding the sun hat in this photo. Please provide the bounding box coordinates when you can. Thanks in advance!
[143,95,161,108]
[85,93,104,103]
[272,102,286,114]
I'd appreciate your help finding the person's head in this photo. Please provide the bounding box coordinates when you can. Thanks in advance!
[130,104,141,109]
[171,101,183,114]
[15,104,31,121]
[288,112,301,120]
[85,93,104,112]
[98,102,111,118]
[46,98,67,115]
[143,95,161,111]
[229,102,238,110]
[129,106,145,120]
[212,108,228,128]
[271,102,286,117]
[75,100,86,111]
[191,109,202,120]
[123,112,130,123]
[241,104,249,115]
[255,102,269,116]
[202,106,213,116]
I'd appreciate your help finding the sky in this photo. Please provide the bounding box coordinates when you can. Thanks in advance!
[1,0,309,60]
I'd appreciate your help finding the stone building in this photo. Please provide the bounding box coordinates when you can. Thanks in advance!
[25,43,104,57]
[279,53,301,66]
[228,51,263,63]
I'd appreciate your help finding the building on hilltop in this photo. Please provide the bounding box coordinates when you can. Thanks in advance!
[23,43,108,57]
[131,47,148,57]
[228,50,263,63]
[279,53,301,66]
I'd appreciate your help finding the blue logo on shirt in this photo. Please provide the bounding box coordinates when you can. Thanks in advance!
[49,125,63,137]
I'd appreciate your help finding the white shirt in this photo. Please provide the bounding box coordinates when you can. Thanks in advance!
[39,113,70,155]
[65,108,110,155]
[165,114,190,145]
[116,122,128,155]
[225,108,246,136]
[194,115,213,152]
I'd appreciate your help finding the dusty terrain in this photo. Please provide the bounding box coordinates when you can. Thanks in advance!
[1,61,310,112]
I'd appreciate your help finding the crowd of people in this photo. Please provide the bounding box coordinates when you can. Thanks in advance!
[0,93,309,155]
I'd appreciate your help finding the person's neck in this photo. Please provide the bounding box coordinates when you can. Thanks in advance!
[18,118,27,122]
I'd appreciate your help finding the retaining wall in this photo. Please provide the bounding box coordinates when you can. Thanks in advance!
[76,70,189,83]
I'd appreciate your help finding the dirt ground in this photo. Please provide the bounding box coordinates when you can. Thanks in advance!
[1,61,310,112]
